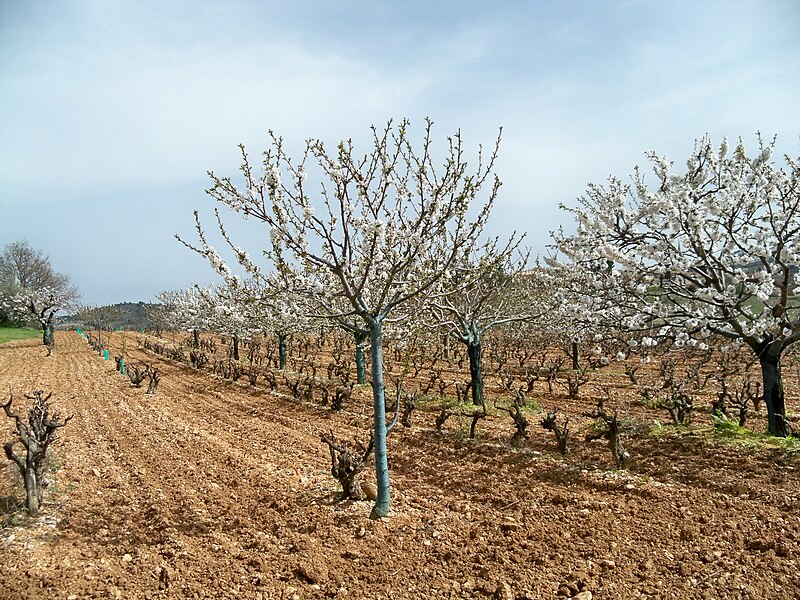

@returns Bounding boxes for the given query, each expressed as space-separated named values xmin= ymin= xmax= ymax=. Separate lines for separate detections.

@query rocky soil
xmin=1 ymin=332 xmax=799 ymax=599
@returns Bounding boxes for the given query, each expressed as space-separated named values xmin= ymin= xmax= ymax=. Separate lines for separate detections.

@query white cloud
xmin=0 ymin=0 xmax=798 ymax=303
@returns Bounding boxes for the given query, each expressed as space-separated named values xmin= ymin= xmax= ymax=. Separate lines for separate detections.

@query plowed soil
xmin=1 ymin=332 xmax=800 ymax=599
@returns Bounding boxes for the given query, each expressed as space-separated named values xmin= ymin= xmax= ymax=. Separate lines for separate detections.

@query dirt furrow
xmin=2 ymin=332 xmax=800 ymax=599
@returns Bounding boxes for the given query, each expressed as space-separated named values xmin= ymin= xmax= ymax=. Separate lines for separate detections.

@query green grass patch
xmin=711 ymin=420 xmax=800 ymax=454
xmin=0 ymin=327 xmax=40 ymax=344
xmin=648 ymin=417 xmax=800 ymax=456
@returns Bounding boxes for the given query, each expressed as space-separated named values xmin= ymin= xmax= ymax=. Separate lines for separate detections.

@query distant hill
xmin=109 ymin=302 xmax=157 ymax=329
xmin=59 ymin=302 xmax=160 ymax=331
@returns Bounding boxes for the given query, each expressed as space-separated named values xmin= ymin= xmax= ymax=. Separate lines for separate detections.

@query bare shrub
xmin=498 ymin=394 xmax=529 ymax=446
xmin=433 ymin=403 xmax=485 ymax=439
xmin=435 ymin=405 xmax=451 ymax=431
xmin=401 ymin=393 xmax=417 ymax=428
xmin=540 ymin=409 xmax=570 ymax=455
xmin=658 ymin=383 xmax=694 ymax=425
xmin=466 ymin=405 xmax=487 ymax=439
xmin=321 ymin=430 xmax=374 ymax=501
xmin=585 ymin=400 xmax=630 ymax=468
xmin=189 ymin=349 xmax=209 ymax=370
xmin=126 ymin=363 xmax=149 ymax=387
xmin=454 ymin=379 xmax=472 ymax=404
xmin=228 ymin=360 xmax=243 ymax=383
xmin=2 ymin=390 xmax=72 ymax=516
xmin=246 ymin=365 xmax=259 ymax=387
xmin=562 ymin=364 xmax=590 ymax=399
xmin=199 ymin=337 xmax=217 ymax=354
xmin=284 ymin=374 xmax=302 ymax=399
xmin=624 ymin=364 xmax=640 ymax=385
xmin=146 ymin=367 xmax=161 ymax=395
xmin=332 ymin=383 xmax=354 ymax=412
xmin=263 ymin=370 xmax=278 ymax=391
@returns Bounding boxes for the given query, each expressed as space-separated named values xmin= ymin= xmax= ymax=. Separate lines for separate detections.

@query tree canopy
xmin=554 ymin=134 xmax=800 ymax=435
xmin=181 ymin=118 xmax=505 ymax=516
xmin=0 ymin=241 xmax=79 ymax=346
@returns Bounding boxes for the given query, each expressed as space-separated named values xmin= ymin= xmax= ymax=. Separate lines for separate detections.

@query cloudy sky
xmin=1 ymin=0 xmax=798 ymax=305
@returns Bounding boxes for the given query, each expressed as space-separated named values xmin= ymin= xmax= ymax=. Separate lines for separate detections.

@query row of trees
xmin=176 ymin=120 xmax=545 ymax=518
xmin=0 ymin=242 xmax=151 ymax=352
xmin=6 ymin=123 xmax=795 ymax=522
xmin=175 ymin=120 xmax=799 ymax=518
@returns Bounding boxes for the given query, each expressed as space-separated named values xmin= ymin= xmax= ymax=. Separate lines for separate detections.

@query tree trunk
xmin=232 ymin=334 xmax=240 ymax=361
xmin=354 ymin=330 xmax=368 ymax=385
xmin=42 ymin=324 xmax=53 ymax=348
xmin=278 ymin=334 xmax=287 ymax=370
xmin=369 ymin=320 xmax=390 ymax=519
xmin=192 ymin=328 xmax=200 ymax=349
xmin=42 ymin=312 xmax=56 ymax=354
xmin=758 ymin=343 xmax=789 ymax=436
xmin=467 ymin=338 xmax=484 ymax=408
xmin=571 ymin=341 xmax=579 ymax=371
xmin=24 ymin=463 xmax=39 ymax=517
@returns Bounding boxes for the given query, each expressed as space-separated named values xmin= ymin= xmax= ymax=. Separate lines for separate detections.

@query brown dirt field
xmin=1 ymin=332 xmax=800 ymax=599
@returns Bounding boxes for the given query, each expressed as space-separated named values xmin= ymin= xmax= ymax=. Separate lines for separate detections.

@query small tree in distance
xmin=0 ymin=241 xmax=79 ymax=352
xmin=157 ymin=287 xmax=215 ymax=348
xmin=75 ymin=304 xmax=121 ymax=351
xmin=212 ymin=275 xmax=311 ymax=369
xmin=555 ymin=134 xmax=800 ymax=436
xmin=425 ymin=239 xmax=536 ymax=408
xmin=181 ymin=118 xmax=502 ymax=518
